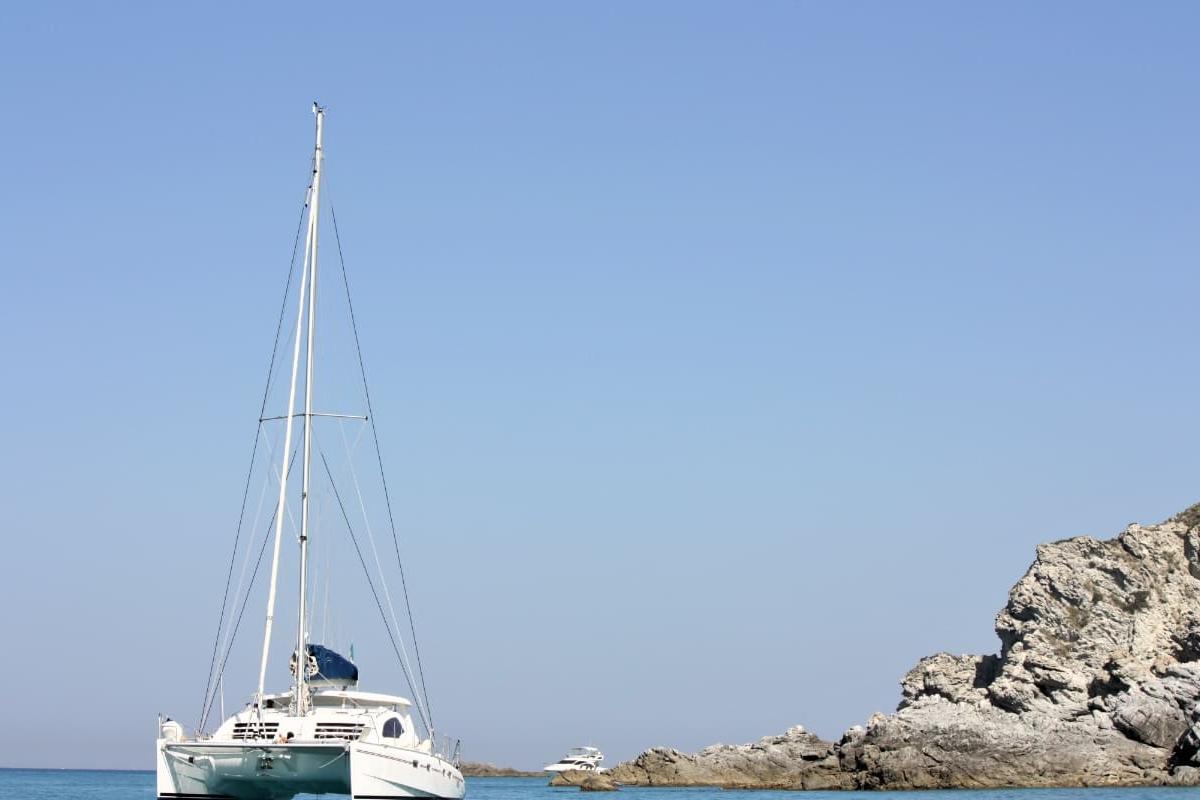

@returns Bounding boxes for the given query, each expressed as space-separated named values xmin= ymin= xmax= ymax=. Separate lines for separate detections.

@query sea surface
xmin=1 ymin=772 xmax=1197 ymax=800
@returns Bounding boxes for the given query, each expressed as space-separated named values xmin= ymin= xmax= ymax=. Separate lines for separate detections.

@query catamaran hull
xmin=158 ymin=739 xmax=466 ymax=800
xmin=350 ymin=742 xmax=466 ymax=799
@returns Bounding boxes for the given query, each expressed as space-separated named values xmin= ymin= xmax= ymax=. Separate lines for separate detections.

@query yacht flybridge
xmin=156 ymin=105 xmax=465 ymax=800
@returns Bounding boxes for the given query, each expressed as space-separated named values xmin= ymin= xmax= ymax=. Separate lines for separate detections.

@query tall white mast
xmin=296 ymin=103 xmax=325 ymax=714
xmin=255 ymin=103 xmax=324 ymax=710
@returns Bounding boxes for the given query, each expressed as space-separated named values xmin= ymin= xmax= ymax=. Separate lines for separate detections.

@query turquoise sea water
xmin=1 ymin=773 xmax=1197 ymax=800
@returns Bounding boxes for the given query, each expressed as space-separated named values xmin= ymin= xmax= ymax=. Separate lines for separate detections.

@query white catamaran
xmin=156 ymin=105 xmax=466 ymax=800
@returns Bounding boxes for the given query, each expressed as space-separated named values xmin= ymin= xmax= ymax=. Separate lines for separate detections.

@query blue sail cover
xmin=308 ymin=644 xmax=358 ymax=682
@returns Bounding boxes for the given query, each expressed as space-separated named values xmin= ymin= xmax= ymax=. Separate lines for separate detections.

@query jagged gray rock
xmin=549 ymin=771 xmax=619 ymax=790
xmin=606 ymin=726 xmax=851 ymax=789
xmin=579 ymin=774 xmax=618 ymax=791
xmin=607 ymin=504 xmax=1200 ymax=789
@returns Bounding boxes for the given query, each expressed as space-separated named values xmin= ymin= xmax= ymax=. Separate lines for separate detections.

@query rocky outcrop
xmin=549 ymin=770 xmax=593 ymax=787
xmin=607 ymin=504 xmax=1200 ymax=789
xmin=550 ymin=771 xmax=619 ymax=791
xmin=579 ymin=774 xmax=618 ymax=791
xmin=606 ymin=726 xmax=851 ymax=790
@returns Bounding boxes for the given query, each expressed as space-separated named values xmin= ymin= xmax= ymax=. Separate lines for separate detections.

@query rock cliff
xmin=607 ymin=505 xmax=1200 ymax=789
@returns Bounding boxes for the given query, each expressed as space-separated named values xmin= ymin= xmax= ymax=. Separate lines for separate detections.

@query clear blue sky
xmin=3 ymin=0 xmax=1200 ymax=771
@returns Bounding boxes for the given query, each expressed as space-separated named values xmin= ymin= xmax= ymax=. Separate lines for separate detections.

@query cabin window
xmin=383 ymin=717 xmax=403 ymax=738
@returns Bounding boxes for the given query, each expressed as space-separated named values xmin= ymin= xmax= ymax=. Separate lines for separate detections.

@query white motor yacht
xmin=544 ymin=746 xmax=605 ymax=773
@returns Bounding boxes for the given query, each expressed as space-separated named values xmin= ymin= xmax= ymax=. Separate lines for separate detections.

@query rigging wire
xmin=318 ymin=448 xmax=433 ymax=734
xmin=314 ymin=420 xmax=364 ymax=646
xmin=214 ymin=422 xmax=288 ymax=688
xmin=200 ymin=446 xmax=301 ymax=731
xmin=213 ymin=434 xmax=273 ymax=709
xmin=331 ymin=420 xmax=426 ymax=726
xmin=219 ymin=425 xmax=284 ymax=668
xmin=328 ymin=197 xmax=436 ymax=733
xmin=197 ymin=195 xmax=310 ymax=732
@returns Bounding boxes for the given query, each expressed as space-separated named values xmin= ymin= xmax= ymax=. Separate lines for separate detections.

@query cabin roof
xmin=313 ymin=689 xmax=412 ymax=708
